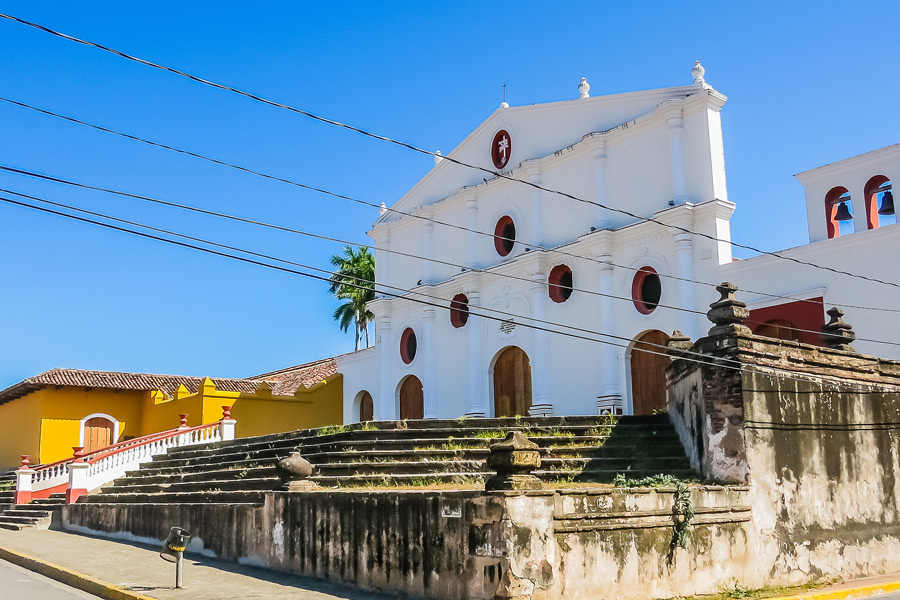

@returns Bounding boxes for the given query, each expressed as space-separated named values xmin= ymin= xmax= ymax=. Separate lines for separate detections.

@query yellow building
xmin=0 ymin=359 xmax=342 ymax=469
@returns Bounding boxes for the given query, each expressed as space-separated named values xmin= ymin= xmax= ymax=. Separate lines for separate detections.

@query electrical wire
xmin=2 ymin=167 xmax=897 ymax=349
xmin=0 ymin=189 xmax=892 ymax=391
xmin=3 ymin=13 xmax=898 ymax=289
xmin=2 ymin=97 xmax=898 ymax=319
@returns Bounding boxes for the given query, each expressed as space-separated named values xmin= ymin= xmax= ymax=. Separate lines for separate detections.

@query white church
xmin=333 ymin=62 xmax=900 ymax=423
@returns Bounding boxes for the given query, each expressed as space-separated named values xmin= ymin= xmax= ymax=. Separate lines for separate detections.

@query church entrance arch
xmin=398 ymin=376 xmax=424 ymax=420
xmin=492 ymin=346 xmax=532 ymax=417
xmin=628 ymin=330 xmax=670 ymax=415
xmin=80 ymin=414 xmax=118 ymax=453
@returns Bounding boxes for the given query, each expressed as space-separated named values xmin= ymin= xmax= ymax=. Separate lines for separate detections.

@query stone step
xmin=78 ymin=491 xmax=268 ymax=505
xmin=310 ymin=472 xmax=488 ymax=488
xmin=99 ymin=476 xmax=280 ymax=495
xmin=123 ymin=458 xmax=279 ymax=478
xmin=114 ymin=465 xmax=279 ymax=486
xmin=0 ymin=514 xmax=50 ymax=524
xmin=158 ymin=437 xmax=302 ymax=463
xmin=145 ymin=446 xmax=294 ymax=470
xmin=314 ymin=460 xmax=489 ymax=477
xmin=537 ymin=468 xmax=698 ymax=483
xmin=3 ymin=508 xmax=52 ymax=518
xmin=0 ymin=522 xmax=32 ymax=531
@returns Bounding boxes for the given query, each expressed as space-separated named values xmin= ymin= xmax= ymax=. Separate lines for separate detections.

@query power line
xmin=2 ymin=98 xmax=897 ymax=319
xmin=4 ymin=12 xmax=898 ymax=290
xmin=2 ymin=169 xmax=896 ymax=348
xmin=1 ymin=190 xmax=880 ymax=389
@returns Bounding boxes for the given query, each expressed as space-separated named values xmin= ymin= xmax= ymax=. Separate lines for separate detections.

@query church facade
xmin=336 ymin=63 xmax=900 ymax=423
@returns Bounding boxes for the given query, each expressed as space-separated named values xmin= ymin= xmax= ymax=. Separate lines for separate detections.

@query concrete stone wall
xmin=668 ymin=330 xmax=900 ymax=584
xmin=63 ymin=486 xmax=750 ymax=600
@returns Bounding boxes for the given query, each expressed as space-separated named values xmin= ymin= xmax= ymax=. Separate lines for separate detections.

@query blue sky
xmin=0 ymin=2 xmax=898 ymax=389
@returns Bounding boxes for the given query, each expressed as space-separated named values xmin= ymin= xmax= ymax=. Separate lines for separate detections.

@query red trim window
xmin=548 ymin=265 xmax=574 ymax=303
xmin=632 ymin=267 xmax=661 ymax=315
xmin=400 ymin=328 xmax=417 ymax=364
xmin=494 ymin=216 xmax=516 ymax=256
xmin=450 ymin=294 xmax=469 ymax=328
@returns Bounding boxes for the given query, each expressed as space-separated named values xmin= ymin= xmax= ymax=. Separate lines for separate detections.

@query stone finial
xmin=221 ymin=405 xmax=232 ymax=420
xmin=433 ymin=150 xmax=443 ymax=166
xmin=276 ymin=451 xmax=317 ymax=491
xmin=667 ymin=330 xmax=693 ymax=358
xmin=707 ymin=282 xmax=751 ymax=336
xmin=379 ymin=202 xmax=387 ymax=216
xmin=72 ymin=447 xmax=85 ymax=462
xmin=692 ymin=60 xmax=706 ymax=85
xmin=178 ymin=413 xmax=189 ymax=429
xmin=499 ymin=100 xmax=509 ymax=109
xmin=578 ymin=77 xmax=590 ymax=99
xmin=822 ymin=307 xmax=857 ymax=351
xmin=485 ymin=431 xmax=542 ymax=491
xmin=19 ymin=455 xmax=30 ymax=469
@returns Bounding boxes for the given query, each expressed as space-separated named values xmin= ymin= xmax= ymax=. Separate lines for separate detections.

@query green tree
xmin=328 ymin=245 xmax=375 ymax=351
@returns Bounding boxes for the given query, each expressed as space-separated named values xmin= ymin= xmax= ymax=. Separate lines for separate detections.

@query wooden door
xmin=399 ymin=376 xmax=424 ymax=420
xmin=630 ymin=330 xmax=670 ymax=415
xmin=359 ymin=391 xmax=374 ymax=422
xmin=493 ymin=346 xmax=532 ymax=417
xmin=83 ymin=417 xmax=114 ymax=452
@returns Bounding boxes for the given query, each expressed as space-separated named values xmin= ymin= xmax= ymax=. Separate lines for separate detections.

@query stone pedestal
xmin=485 ymin=432 xmax=542 ymax=491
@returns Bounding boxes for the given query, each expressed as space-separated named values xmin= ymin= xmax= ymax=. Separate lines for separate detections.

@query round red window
xmin=450 ymin=294 xmax=469 ymax=328
xmin=400 ymin=328 xmax=417 ymax=364
xmin=548 ymin=265 xmax=574 ymax=303
xmin=491 ymin=130 xmax=512 ymax=169
xmin=632 ymin=267 xmax=662 ymax=315
xmin=494 ymin=216 xmax=516 ymax=257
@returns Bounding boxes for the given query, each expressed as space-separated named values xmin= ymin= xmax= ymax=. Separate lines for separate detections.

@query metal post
xmin=176 ymin=553 xmax=183 ymax=589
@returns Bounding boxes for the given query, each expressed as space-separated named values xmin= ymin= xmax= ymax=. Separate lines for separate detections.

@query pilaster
xmin=422 ymin=306 xmax=438 ymax=418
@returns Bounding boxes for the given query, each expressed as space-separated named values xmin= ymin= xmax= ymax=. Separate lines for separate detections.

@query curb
xmin=769 ymin=581 xmax=900 ymax=600
xmin=0 ymin=544 xmax=157 ymax=600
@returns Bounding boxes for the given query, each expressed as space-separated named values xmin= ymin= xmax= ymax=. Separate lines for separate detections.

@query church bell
xmin=878 ymin=190 xmax=895 ymax=216
xmin=834 ymin=201 xmax=853 ymax=222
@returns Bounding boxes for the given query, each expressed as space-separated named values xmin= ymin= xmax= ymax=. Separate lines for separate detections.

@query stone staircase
xmin=0 ymin=494 xmax=65 ymax=530
xmin=73 ymin=415 xmax=693 ymax=506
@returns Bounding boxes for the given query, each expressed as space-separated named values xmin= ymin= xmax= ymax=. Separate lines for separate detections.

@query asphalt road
xmin=0 ymin=559 xmax=98 ymax=599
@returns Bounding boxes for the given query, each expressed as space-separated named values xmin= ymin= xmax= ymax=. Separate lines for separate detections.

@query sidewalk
xmin=2 ymin=527 xmax=900 ymax=600
xmin=0 ymin=528 xmax=396 ymax=600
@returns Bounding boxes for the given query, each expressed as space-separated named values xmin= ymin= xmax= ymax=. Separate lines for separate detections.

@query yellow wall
xmin=37 ymin=387 xmax=146 ymax=464
xmin=230 ymin=375 xmax=343 ymax=438
xmin=0 ymin=394 xmax=44 ymax=469
xmin=0 ymin=373 xmax=344 ymax=468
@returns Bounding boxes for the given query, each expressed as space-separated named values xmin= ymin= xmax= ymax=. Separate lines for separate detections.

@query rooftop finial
xmin=500 ymin=83 xmax=509 ymax=109
xmin=379 ymin=202 xmax=387 ymax=216
xmin=578 ymin=77 xmax=590 ymax=99
xmin=433 ymin=150 xmax=443 ymax=166
xmin=692 ymin=60 xmax=706 ymax=86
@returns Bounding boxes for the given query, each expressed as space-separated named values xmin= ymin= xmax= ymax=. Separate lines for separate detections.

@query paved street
xmin=0 ymin=558 xmax=98 ymax=599
xmin=0 ymin=528 xmax=399 ymax=599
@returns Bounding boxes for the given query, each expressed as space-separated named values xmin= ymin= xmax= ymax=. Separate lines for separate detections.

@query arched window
xmin=494 ymin=216 xmax=516 ymax=257
xmin=824 ymin=186 xmax=854 ymax=238
xmin=864 ymin=175 xmax=895 ymax=229
xmin=548 ymin=265 xmax=573 ymax=303
xmin=400 ymin=328 xmax=417 ymax=364
xmin=632 ymin=267 xmax=661 ymax=315
xmin=450 ymin=294 xmax=469 ymax=328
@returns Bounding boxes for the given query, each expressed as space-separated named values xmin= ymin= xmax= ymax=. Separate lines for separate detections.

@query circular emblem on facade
xmin=491 ymin=130 xmax=512 ymax=169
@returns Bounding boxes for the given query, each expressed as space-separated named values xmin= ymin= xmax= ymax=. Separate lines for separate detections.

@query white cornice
xmin=795 ymin=143 xmax=900 ymax=184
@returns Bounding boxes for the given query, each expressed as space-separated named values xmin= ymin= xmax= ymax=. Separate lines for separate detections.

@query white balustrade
xmin=19 ymin=413 xmax=232 ymax=504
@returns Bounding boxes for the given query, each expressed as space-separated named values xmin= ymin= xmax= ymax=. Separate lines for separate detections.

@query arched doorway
xmin=357 ymin=391 xmax=374 ymax=422
xmin=629 ymin=330 xmax=670 ymax=415
xmin=82 ymin=416 xmax=116 ymax=452
xmin=398 ymin=376 xmax=424 ymax=420
xmin=493 ymin=346 xmax=532 ymax=417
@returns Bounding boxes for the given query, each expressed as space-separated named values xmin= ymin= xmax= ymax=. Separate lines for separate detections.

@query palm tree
xmin=328 ymin=245 xmax=375 ymax=351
